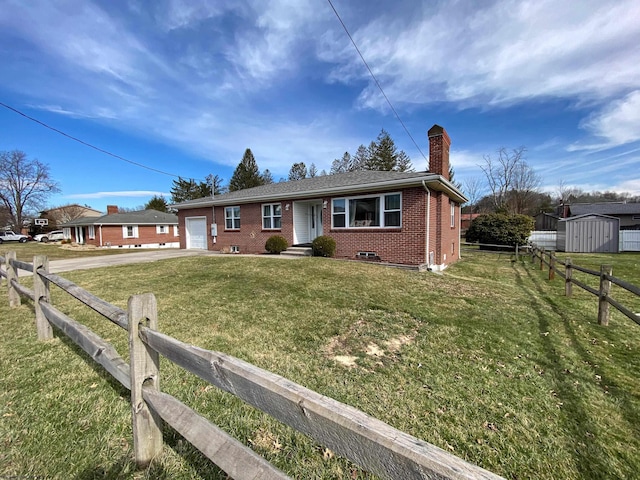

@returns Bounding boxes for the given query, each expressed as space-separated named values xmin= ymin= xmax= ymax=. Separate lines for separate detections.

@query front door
xmin=309 ymin=203 xmax=323 ymax=241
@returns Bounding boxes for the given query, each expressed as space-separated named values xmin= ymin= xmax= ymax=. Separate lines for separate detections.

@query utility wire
xmin=326 ymin=0 xmax=429 ymax=162
xmin=0 ymin=101 xmax=201 ymax=181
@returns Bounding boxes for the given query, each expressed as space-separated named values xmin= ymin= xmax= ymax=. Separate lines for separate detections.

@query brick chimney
xmin=428 ymin=124 xmax=451 ymax=180
xmin=107 ymin=205 xmax=119 ymax=215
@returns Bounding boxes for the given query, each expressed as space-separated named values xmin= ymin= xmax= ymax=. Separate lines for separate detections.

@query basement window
xmin=230 ymin=245 xmax=240 ymax=253
xmin=357 ymin=251 xmax=378 ymax=258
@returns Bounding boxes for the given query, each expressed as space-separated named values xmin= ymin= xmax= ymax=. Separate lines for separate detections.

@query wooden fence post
xmin=128 ymin=293 xmax=163 ymax=468
xmin=33 ymin=256 xmax=53 ymax=341
xmin=565 ymin=258 xmax=573 ymax=297
xmin=548 ymin=252 xmax=556 ymax=281
xmin=598 ymin=265 xmax=612 ymax=326
xmin=530 ymin=245 xmax=535 ymax=263
xmin=6 ymin=252 xmax=20 ymax=307
xmin=539 ymin=248 xmax=545 ymax=270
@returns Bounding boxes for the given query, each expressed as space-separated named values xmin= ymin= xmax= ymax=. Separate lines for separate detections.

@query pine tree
xmin=308 ymin=163 xmax=318 ymax=178
xmin=330 ymin=152 xmax=352 ymax=174
xmin=170 ymin=177 xmax=212 ymax=203
xmin=261 ymin=169 xmax=274 ymax=185
xmin=145 ymin=195 xmax=168 ymax=212
xmin=229 ymin=149 xmax=265 ymax=192
xmin=351 ymin=144 xmax=370 ymax=171
xmin=288 ymin=162 xmax=308 ymax=181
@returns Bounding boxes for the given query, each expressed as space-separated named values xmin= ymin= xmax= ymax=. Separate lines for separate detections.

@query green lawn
xmin=1 ymin=252 xmax=639 ymax=479
xmin=0 ymin=241 xmax=163 ymax=261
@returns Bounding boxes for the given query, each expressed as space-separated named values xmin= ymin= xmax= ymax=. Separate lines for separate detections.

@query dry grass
xmin=1 ymin=251 xmax=639 ymax=479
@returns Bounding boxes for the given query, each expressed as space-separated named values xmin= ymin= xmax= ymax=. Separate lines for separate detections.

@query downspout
xmin=98 ymin=224 xmax=103 ymax=247
xmin=458 ymin=203 xmax=462 ymax=260
xmin=212 ymin=206 xmax=216 ymax=244
xmin=422 ymin=181 xmax=431 ymax=270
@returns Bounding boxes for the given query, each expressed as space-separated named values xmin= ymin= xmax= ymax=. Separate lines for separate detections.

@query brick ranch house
xmin=173 ymin=125 xmax=467 ymax=270
xmin=61 ymin=207 xmax=179 ymax=249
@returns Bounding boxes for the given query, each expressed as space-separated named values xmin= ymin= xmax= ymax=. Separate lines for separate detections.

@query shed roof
xmin=172 ymin=170 xmax=467 ymax=209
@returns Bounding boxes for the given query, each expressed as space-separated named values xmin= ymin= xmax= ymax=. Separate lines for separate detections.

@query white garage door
xmin=186 ymin=217 xmax=207 ymax=250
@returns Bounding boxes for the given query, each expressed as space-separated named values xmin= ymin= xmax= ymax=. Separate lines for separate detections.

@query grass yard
xmin=1 ymin=251 xmax=639 ymax=479
xmin=0 ymin=241 xmax=163 ymax=261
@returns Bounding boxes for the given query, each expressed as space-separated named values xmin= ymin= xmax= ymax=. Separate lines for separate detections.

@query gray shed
xmin=557 ymin=214 xmax=619 ymax=253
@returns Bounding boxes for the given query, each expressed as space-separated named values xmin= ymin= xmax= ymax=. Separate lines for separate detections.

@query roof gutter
xmin=173 ymin=175 xmax=468 ymax=210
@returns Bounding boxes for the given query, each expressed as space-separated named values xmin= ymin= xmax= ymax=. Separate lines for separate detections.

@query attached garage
xmin=557 ymin=214 xmax=619 ymax=253
xmin=185 ymin=217 xmax=207 ymax=249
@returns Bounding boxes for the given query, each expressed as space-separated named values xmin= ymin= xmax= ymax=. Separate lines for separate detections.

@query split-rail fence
xmin=529 ymin=245 xmax=640 ymax=327
xmin=0 ymin=252 xmax=502 ymax=480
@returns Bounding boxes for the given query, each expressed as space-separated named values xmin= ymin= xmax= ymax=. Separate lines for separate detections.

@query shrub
xmin=265 ymin=235 xmax=288 ymax=254
xmin=466 ymin=213 xmax=534 ymax=247
xmin=311 ymin=235 xmax=336 ymax=257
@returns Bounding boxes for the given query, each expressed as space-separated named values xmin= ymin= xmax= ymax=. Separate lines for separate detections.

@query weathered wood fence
xmin=0 ymin=252 xmax=503 ymax=480
xmin=529 ymin=245 xmax=640 ymax=327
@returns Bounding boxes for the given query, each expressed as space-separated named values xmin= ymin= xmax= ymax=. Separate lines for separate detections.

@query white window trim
xmin=262 ymin=203 xmax=282 ymax=230
xmin=123 ymin=225 xmax=139 ymax=238
xmin=225 ymin=206 xmax=241 ymax=230
xmin=450 ymin=202 xmax=456 ymax=228
xmin=88 ymin=225 xmax=95 ymax=239
xmin=331 ymin=192 xmax=402 ymax=229
xmin=156 ymin=225 xmax=168 ymax=234
xmin=173 ymin=225 xmax=179 ymax=236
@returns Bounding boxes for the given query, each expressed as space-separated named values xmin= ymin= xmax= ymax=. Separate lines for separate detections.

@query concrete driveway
xmin=17 ymin=249 xmax=218 ymax=277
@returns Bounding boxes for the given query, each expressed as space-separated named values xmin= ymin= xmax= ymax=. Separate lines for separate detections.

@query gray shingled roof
xmin=61 ymin=209 xmax=178 ymax=227
xmin=570 ymin=202 xmax=640 ymax=216
xmin=172 ymin=170 xmax=467 ymax=209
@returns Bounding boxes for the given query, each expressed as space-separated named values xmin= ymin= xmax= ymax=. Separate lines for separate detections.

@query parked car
xmin=33 ymin=230 xmax=66 ymax=243
xmin=0 ymin=231 xmax=30 ymax=243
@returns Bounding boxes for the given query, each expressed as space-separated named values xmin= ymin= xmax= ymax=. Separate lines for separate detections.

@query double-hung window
xmin=262 ymin=203 xmax=282 ymax=229
xmin=332 ymin=193 xmax=401 ymax=228
xmin=156 ymin=225 xmax=168 ymax=234
xmin=225 ymin=206 xmax=241 ymax=230
xmin=123 ymin=225 xmax=139 ymax=238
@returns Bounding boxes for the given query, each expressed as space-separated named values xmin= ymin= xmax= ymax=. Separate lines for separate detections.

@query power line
xmin=326 ymin=0 xmax=429 ymax=162
xmin=0 ymin=101 xmax=202 ymax=181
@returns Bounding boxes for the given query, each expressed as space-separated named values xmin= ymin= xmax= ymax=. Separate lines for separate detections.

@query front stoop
xmin=280 ymin=246 xmax=313 ymax=258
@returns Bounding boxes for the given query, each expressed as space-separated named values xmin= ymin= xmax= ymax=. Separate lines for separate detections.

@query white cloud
xmin=66 ymin=191 xmax=169 ymax=199
xmin=320 ymin=0 xmax=640 ymax=109
xmin=572 ymin=91 xmax=640 ymax=149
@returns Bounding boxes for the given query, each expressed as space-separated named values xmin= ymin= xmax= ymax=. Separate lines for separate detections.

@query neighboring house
xmin=563 ymin=202 xmax=640 ymax=230
xmin=39 ymin=204 xmax=103 ymax=228
xmin=61 ymin=207 xmax=179 ymax=249
xmin=172 ymin=124 xmax=467 ymax=270
xmin=461 ymin=213 xmax=482 ymax=231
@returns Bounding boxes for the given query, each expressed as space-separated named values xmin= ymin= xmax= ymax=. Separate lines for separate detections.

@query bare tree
xmin=0 ymin=150 xmax=60 ymax=230
xmin=462 ymin=177 xmax=484 ymax=213
xmin=479 ymin=146 xmax=540 ymax=214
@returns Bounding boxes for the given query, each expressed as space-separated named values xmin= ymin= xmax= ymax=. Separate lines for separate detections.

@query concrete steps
xmin=280 ymin=246 xmax=313 ymax=258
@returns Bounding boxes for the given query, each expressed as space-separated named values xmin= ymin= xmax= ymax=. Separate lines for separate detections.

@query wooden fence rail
xmin=1 ymin=252 xmax=503 ymax=480
xmin=529 ymin=244 xmax=640 ymax=327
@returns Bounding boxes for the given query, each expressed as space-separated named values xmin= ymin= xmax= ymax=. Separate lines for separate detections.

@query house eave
xmin=173 ymin=175 xmax=468 ymax=209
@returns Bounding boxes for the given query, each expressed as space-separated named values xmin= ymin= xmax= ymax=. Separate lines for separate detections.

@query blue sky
xmin=1 ymin=0 xmax=639 ymax=212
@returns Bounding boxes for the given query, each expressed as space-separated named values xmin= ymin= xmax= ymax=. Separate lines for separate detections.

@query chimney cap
xmin=427 ymin=124 xmax=451 ymax=143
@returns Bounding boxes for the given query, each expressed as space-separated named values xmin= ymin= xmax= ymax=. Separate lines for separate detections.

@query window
xmin=173 ymin=225 xmax=179 ymax=236
xmin=450 ymin=201 xmax=456 ymax=227
xmin=88 ymin=225 xmax=95 ymax=239
xmin=123 ymin=225 xmax=138 ymax=238
xmin=225 ymin=206 xmax=240 ymax=230
xmin=262 ymin=203 xmax=282 ymax=229
xmin=332 ymin=193 xmax=401 ymax=228
xmin=156 ymin=225 xmax=168 ymax=234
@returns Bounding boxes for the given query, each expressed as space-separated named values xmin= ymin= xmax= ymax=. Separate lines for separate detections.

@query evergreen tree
xmin=145 ymin=195 xmax=168 ymax=212
xmin=205 ymin=174 xmax=226 ymax=195
xmin=308 ymin=163 xmax=318 ymax=178
xmin=261 ymin=169 xmax=274 ymax=185
xmin=330 ymin=152 xmax=352 ymax=174
xmin=170 ymin=177 xmax=212 ymax=203
xmin=288 ymin=162 xmax=308 ymax=181
xmin=351 ymin=144 xmax=370 ymax=171
xmin=229 ymin=149 xmax=265 ymax=192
